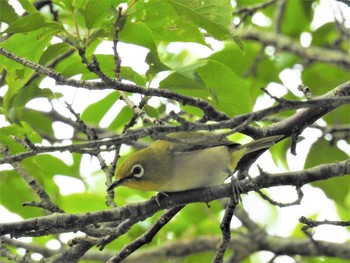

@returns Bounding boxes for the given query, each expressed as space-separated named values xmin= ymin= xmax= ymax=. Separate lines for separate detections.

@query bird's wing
xmin=163 ymin=132 xmax=240 ymax=153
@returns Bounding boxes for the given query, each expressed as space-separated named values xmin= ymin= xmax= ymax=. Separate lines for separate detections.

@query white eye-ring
xmin=131 ymin=164 xmax=144 ymax=178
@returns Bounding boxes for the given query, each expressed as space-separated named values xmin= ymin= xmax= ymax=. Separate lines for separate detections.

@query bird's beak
xmin=107 ymin=177 xmax=128 ymax=192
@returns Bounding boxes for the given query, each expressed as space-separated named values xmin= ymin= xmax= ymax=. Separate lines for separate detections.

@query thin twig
xmin=298 ymin=84 xmax=314 ymax=100
xmin=233 ymin=0 xmax=278 ymax=28
xmin=1 ymin=92 xmax=349 ymax=165
xmin=0 ymin=243 xmax=37 ymax=263
xmin=107 ymin=206 xmax=185 ymax=263
xmin=252 ymin=167 xmax=304 ymax=207
xmin=75 ymin=31 xmax=121 ymax=207
xmin=299 ymin=216 xmax=350 ymax=232
xmin=233 ymin=0 xmax=278 ymax=15
xmin=212 ymin=198 xmax=237 ymax=263
xmin=0 ymin=47 xmax=228 ymax=120
xmin=111 ymin=8 xmax=166 ymax=126
xmin=0 ymin=147 xmax=64 ymax=213
xmin=335 ymin=0 xmax=350 ymax=7
xmin=274 ymin=0 xmax=286 ymax=33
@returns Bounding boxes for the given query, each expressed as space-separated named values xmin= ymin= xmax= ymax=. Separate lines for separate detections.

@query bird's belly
xmin=158 ymin=146 xmax=231 ymax=192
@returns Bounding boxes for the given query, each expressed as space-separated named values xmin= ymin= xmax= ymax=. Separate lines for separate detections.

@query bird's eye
xmin=131 ymin=164 xmax=144 ymax=178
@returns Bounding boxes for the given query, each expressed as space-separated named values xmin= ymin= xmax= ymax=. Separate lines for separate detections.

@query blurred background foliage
xmin=0 ymin=0 xmax=349 ymax=262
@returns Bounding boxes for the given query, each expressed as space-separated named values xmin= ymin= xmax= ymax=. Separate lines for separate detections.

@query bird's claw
xmin=153 ymin=192 xmax=169 ymax=207
xmin=231 ymin=178 xmax=245 ymax=204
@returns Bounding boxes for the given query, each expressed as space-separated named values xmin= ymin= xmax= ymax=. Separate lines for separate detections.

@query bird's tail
xmin=228 ymin=135 xmax=283 ymax=172
xmin=242 ymin=135 xmax=284 ymax=154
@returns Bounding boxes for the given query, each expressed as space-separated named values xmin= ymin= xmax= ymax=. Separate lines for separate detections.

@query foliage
xmin=0 ymin=0 xmax=349 ymax=262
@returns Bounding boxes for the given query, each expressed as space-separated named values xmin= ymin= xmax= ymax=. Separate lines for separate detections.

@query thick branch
xmin=1 ymin=159 xmax=348 ymax=237
xmin=124 ymin=235 xmax=350 ymax=262
xmin=267 ymin=80 xmax=350 ymax=136
xmin=239 ymin=28 xmax=350 ymax=68
xmin=3 ymin=226 xmax=349 ymax=262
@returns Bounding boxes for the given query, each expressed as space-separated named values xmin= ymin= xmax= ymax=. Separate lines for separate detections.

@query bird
xmin=107 ymin=131 xmax=283 ymax=193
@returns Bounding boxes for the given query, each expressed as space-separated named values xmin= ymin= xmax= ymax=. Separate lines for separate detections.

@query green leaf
xmin=180 ymin=105 xmax=204 ymax=117
xmin=236 ymin=0 xmax=265 ymax=5
xmin=144 ymin=105 xmax=160 ymax=118
xmin=18 ymin=122 xmax=42 ymax=142
xmin=6 ymin=79 xmax=59 ymax=126
xmin=62 ymin=60 xmax=90 ymax=78
xmin=0 ymin=126 xmax=26 ymax=154
xmin=336 ymin=201 xmax=350 ymax=223
xmin=5 ymin=13 xmax=49 ymax=33
xmin=302 ymin=63 xmax=350 ymax=125
xmin=130 ymin=0 xmax=206 ymax=44
xmin=210 ymin=41 xmax=281 ymax=101
xmin=274 ymin=52 xmax=299 ymax=71
xmin=166 ymin=0 xmax=232 ymax=40
xmin=80 ymin=55 xmax=145 ymax=85
xmin=0 ymin=31 xmax=51 ymax=117
xmin=160 ymin=59 xmax=251 ymax=116
xmin=81 ymin=91 xmax=120 ymax=125
xmin=0 ymin=122 xmax=42 ymax=151
xmin=26 ymin=154 xmax=80 ymax=179
xmin=209 ymin=42 xmax=259 ymax=76
xmin=306 ymin=139 xmax=350 ymax=209
xmin=196 ymin=60 xmax=251 ymax=116
xmin=211 ymin=43 xmax=272 ymax=102
xmin=0 ymin=170 xmax=43 ymax=218
xmin=109 ymin=106 xmax=134 ymax=130
xmin=18 ymin=0 xmax=38 ymax=13
xmin=323 ymin=106 xmax=350 ymax=126
xmin=281 ymin=0 xmax=311 ymax=37
xmin=232 ymin=35 xmax=245 ymax=54
xmin=269 ymin=137 xmax=290 ymax=170
xmin=39 ymin=43 xmax=71 ymax=66
xmin=84 ymin=54 xmax=116 ymax=79
xmin=119 ymin=21 xmax=157 ymax=53
xmin=168 ymin=203 xmax=221 ymax=237
xmin=145 ymin=51 xmax=171 ymax=77
xmin=60 ymin=193 xmax=106 ymax=212
xmin=0 ymin=0 xmax=19 ymax=24
xmin=256 ymin=57 xmax=280 ymax=83
xmin=302 ymin=63 xmax=349 ymax=96
xmin=21 ymin=109 xmax=55 ymax=138
xmin=160 ymin=72 xmax=204 ymax=90
xmin=119 ymin=66 xmax=146 ymax=86
xmin=54 ymin=0 xmax=86 ymax=11
xmin=9 ymin=83 xmax=56 ymax=110
xmin=303 ymin=257 xmax=350 ymax=263
xmin=84 ymin=0 xmax=117 ymax=29
xmin=311 ymin=23 xmax=339 ymax=47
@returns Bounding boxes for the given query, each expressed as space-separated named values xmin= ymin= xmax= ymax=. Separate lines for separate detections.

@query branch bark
xmin=239 ymin=28 xmax=350 ymax=69
xmin=1 ymin=86 xmax=349 ymax=165
xmin=1 ymin=159 xmax=348 ymax=237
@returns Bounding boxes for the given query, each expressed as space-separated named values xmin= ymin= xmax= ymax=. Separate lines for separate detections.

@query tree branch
xmin=239 ymin=28 xmax=350 ymax=69
xmin=2 ymin=85 xmax=349 ymax=165
xmin=299 ymin=216 xmax=350 ymax=231
xmin=0 ymin=47 xmax=228 ymax=121
xmin=212 ymin=197 xmax=237 ymax=263
xmin=335 ymin=0 xmax=350 ymax=7
xmin=1 ymin=159 xmax=348 ymax=237
xmin=107 ymin=206 xmax=184 ymax=263
xmin=0 ymin=148 xmax=64 ymax=213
